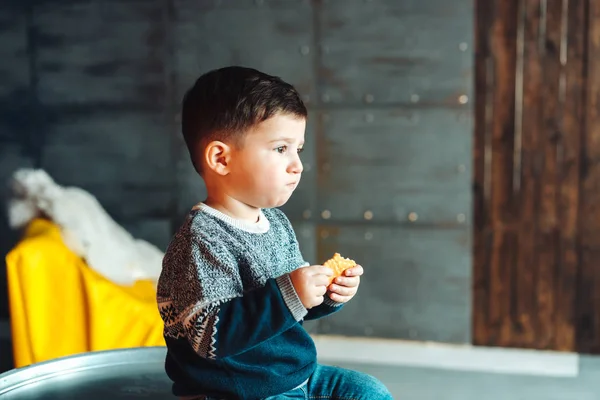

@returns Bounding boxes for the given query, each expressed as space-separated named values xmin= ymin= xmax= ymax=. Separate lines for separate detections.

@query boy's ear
xmin=204 ymin=141 xmax=231 ymax=175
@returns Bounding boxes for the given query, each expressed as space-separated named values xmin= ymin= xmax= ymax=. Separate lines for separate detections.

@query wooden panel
xmin=472 ymin=0 xmax=489 ymax=350
xmin=317 ymin=108 xmax=471 ymax=225
xmin=34 ymin=0 xmax=168 ymax=111
xmin=554 ymin=0 xmax=585 ymax=353
xmin=511 ymin=0 xmax=542 ymax=350
xmin=40 ymin=111 xmax=174 ymax=220
xmin=579 ymin=0 xmax=600 ymax=353
xmin=318 ymin=0 xmax=472 ymax=105
xmin=173 ymin=0 xmax=314 ymax=102
xmin=317 ymin=225 xmax=471 ymax=343
xmin=473 ymin=0 xmax=587 ymax=352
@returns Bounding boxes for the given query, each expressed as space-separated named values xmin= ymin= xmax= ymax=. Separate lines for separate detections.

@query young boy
xmin=157 ymin=66 xmax=394 ymax=400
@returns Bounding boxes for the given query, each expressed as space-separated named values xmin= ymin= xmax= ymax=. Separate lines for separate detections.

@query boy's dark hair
xmin=181 ymin=66 xmax=308 ymax=173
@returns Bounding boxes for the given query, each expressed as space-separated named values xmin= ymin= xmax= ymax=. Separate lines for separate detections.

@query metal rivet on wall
xmin=364 ymin=94 xmax=374 ymax=103
xmin=299 ymin=45 xmax=310 ymax=56
xmin=303 ymin=210 xmax=312 ymax=219
xmin=363 ymin=210 xmax=373 ymax=220
xmin=459 ymin=42 xmax=469 ymax=51
xmin=408 ymin=212 xmax=418 ymax=222
xmin=457 ymin=213 xmax=466 ymax=223
xmin=458 ymin=95 xmax=469 ymax=104
xmin=364 ymin=231 xmax=373 ymax=241
xmin=321 ymin=210 xmax=331 ymax=219
xmin=364 ymin=113 xmax=374 ymax=123
xmin=457 ymin=164 xmax=466 ymax=173
xmin=411 ymin=94 xmax=420 ymax=103
xmin=321 ymin=93 xmax=330 ymax=103
xmin=320 ymin=230 xmax=330 ymax=239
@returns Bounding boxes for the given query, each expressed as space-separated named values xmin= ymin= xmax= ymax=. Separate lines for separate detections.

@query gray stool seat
xmin=0 ymin=347 xmax=173 ymax=399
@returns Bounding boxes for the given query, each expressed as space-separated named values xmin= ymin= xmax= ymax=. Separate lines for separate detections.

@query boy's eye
xmin=297 ymin=147 xmax=304 ymax=154
xmin=275 ymin=145 xmax=287 ymax=153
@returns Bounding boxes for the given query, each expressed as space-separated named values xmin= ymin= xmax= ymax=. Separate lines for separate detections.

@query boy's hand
xmin=328 ymin=264 xmax=363 ymax=303
xmin=289 ymin=265 xmax=333 ymax=309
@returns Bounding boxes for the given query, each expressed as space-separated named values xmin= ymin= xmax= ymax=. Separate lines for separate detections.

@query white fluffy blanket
xmin=6 ymin=168 xmax=164 ymax=285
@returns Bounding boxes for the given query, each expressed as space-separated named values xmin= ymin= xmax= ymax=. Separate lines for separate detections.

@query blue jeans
xmin=190 ymin=364 xmax=394 ymax=399
xmin=263 ymin=364 xmax=394 ymax=399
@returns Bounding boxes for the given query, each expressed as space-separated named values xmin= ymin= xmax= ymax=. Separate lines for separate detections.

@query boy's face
xmin=227 ymin=113 xmax=305 ymax=209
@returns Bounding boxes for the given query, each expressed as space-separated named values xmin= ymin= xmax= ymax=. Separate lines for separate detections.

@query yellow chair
xmin=5 ymin=218 xmax=165 ymax=368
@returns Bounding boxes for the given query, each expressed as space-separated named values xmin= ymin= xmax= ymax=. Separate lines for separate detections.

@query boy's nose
xmin=289 ymin=157 xmax=303 ymax=174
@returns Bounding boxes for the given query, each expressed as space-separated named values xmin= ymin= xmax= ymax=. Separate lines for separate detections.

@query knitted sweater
xmin=156 ymin=204 xmax=343 ymax=399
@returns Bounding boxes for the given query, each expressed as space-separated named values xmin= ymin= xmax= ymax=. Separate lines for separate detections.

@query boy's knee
xmin=354 ymin=372 xmax=394 ymax=399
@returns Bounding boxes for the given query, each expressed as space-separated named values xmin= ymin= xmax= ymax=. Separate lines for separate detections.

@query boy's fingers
xmin=329 ymin=292 xmax=350 ymax=303
xmin=312 ymin=266 xmax=333 ymax=276
xmin=335 ymin=276 xmax=359 ymax=287
xmin=314 ymin=274 xmax=331 ymax=287
xmin=330 ymin=284 xmax=355 ymax=296
xmin=345 ymin=265 xmax=364 ymax=277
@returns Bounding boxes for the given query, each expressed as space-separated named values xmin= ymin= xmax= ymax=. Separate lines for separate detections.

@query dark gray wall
xmin=0 ymin=0 xmax=473 ymax=371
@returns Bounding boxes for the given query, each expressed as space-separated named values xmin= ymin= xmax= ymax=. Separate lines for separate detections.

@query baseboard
xmin=312 ymin=335 xmax=579 ymax=378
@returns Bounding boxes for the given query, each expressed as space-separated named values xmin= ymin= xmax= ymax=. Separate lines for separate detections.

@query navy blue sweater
xmin=157 ymin=204 xmax=343 ymax=399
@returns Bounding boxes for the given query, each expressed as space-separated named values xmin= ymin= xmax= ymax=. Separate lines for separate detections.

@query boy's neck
xmin=204 ymin=194 xmax=261 ymax=223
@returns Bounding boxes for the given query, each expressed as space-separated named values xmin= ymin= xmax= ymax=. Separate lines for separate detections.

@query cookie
xmin=323 ymin=253 xmax=356 ymax=285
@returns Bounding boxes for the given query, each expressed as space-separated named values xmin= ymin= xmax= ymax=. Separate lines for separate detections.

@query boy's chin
xmin=264 ymin=200 xmax=289 ymax=209
xmin=246 ymin=191 xmax=294 ymax=209
xmin=263 ymin=196 xmax=292 ymax=209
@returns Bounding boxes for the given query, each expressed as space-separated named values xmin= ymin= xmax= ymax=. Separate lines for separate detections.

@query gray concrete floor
xmin=2 ymin=324 xmax=600 ymax=400
xmin=333 ymin=356 xmax=600 ymax=400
